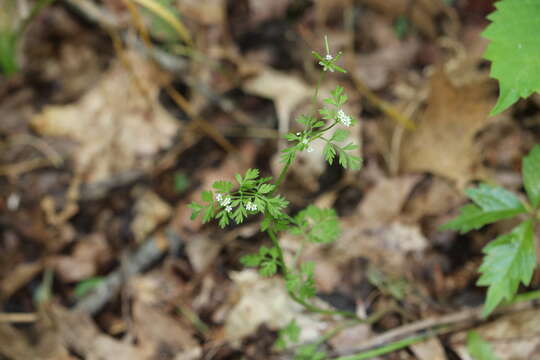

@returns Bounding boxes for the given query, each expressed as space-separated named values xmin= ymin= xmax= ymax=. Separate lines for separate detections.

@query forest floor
xmin=1 ymin=0 xmax=540 ymax=359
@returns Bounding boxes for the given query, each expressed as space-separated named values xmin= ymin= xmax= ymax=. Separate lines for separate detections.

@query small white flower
xmin=221 ymin=197 xmax=231 ymax=206
xmin=296 ymin=132 xmax=301 ymax=136
xmin=307 ymin=147 xmax=314 ymax=153
xmin=246 ymin=202 xmax=257 ymax=211
xmin=302 ymin=138 xmax=309 ymax=144
xmin=325 ymin=54 xmax=333 ymax=61
xmin=225 ymin=205 xmax=233 ymax=212
xmin=337 ymin=109 xmax=351 ymax=127
xmin=215 ymin=193 xmax=223 ymax=202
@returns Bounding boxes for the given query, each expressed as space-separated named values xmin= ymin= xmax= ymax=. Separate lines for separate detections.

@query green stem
xmin=332 ymin=333 xmax=431 ymax=360
xmin=273 ymin=157 xmax=293 ymax=190
xmin=267 ymin=227 xmax=357 ymax=318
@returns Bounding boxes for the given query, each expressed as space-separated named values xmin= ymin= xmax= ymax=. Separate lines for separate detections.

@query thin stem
xmin=324 ymin=35 xmax=331 ymax=55
xmin=332 ymin=333 xmax=432 ymax=360
xmin=273 ymin=157 xmax=293 ymax=190
xmin=267 ymin=228 xmax=357 ymax=318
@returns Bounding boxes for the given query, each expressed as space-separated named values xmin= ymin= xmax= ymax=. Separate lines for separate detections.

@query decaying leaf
xmin=132 ymin=189 xmax=172 ymax=242
xmin=54 ymin=233 xmax=111 ymax=283
xmin=224 ymin=269 xmax=327 ymax=344
xmin=31 ymin=51 xmax=180 ymax=184
xmin=401 ymin=70 xmax=495 ymax=187
xmin=451 ymin=309 xmax=540 ymax=360
xmin=243 ymin=67 xmax=311 ymax=135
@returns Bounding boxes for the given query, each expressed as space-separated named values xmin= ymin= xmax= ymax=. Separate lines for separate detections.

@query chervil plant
xmin=190 ymin=36 xmax=361 ymax=356
xmin=442 ymin=146 xmax=540 ymax=316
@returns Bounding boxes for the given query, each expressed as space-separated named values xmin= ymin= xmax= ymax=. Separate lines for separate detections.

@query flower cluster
xmin=216 ymin=193 xmax=233 ymax=212
xmin=246 ymin=201 xmax=257 ymax=211
xmin=337 ymin=109 xmax=351 ymax=127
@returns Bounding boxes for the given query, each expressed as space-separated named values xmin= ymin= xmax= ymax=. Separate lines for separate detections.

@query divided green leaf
xmin=294 ymin=205 xmax=341 ymax=243
xmin=275 ymin=319 xmax=301 ymax=350
xmin=286 ymin=262 xmax=316 ymax=301
xmin=477 ymin=220 xmax=536 ymax=316
xmin=482 ymin=0 xmax=540 ymax=114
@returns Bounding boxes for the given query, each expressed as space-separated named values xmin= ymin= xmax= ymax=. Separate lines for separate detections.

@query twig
xmin=0 ymin=312 xmax=38 ymax=323
xmin=330 ymin=300 xmax=540 ymax=357
xmin=74 ymin=228 xmax=182 ymax=315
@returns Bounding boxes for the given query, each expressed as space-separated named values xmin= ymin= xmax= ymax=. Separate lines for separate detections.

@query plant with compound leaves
xmin=442 ymin=146 xmax=540 ymax=316
xmin=190 ymin=36 xmax=362 ymax=358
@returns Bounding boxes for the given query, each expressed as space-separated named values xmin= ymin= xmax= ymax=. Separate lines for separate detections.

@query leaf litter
xmin=1 ymin=1 xmax=539 ymax=359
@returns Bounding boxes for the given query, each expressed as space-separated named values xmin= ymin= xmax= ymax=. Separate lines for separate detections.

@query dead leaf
xmin=355 ymin=17 xmax=420 ymax=90
xmin=247 ymin=0 xmax=290 ymax=26
xmin=52 ymin=305 xmax=144 ymax=360
xmin=133 ymin=302 xmax=200 ymax=359
xmin=359 ymin=0 xmax=448 ymax=38
xmin=178 ymin=0 xmax=224 ymax=26
xmin=243 ymin=67 xmax=311 ymax=135
xmin=358 ymin=175 xmax=420 ymax=226
xmin=131 ymin=189 xmax=172 ymax=242
xmin=451 ymin=309 xmax=540 ymax=360
xmin=410 ymin=337 xmax=447 ymax=360
xmin=401 ymin=69 xmax=494 ymax=187
xmin=54 ymin=233 xmax=111 ymax=283
xmin=224 ymin=270 xmax=327 ymax=344
xmin=31 ymin=51 xmax=180 ymax=184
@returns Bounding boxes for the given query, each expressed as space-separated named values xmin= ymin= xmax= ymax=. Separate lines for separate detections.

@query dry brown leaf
xmin=410 ymin=337 xmax=447 ymax=360
xmin=355 ymin=17 xmax=420 ymax=90
xmin=358 ymin=175 xmax=420 ymax=226
xmin=54 ymin=233 xmax=111 ymax=283
xmin=329 ymin=323 xmax=372 ymax=354
xmin=224 ymin=270 xmax=327 ymax=344
xmin=31 ymin=51 xmax=180 ymax=184
xmin=294 ymin=176 xmax=423 ymax=291
xmin=451 ymin=309 xmax=540 ymax=360
xmin=131 ymin=189 xmax=172 ymax=242
xmin=400 ymin=70 xmax=494 ymax=187
xmin=243 ymin=67 xmax=311 ymax=135
xmin=359 ymin=0 xmax=447 ymax=38
xmin=178 ymin=0 xmax=224 ymax=26
xmin=248 ymin=0 xmax=290 ymax=26
xmin=51 ymin=305 xmax=143 ymax=360
xmin=133 ymin=302 xmax=200 ymax=359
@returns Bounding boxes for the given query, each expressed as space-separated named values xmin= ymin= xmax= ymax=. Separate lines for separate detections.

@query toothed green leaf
xmin=482 ymin=0 xmax=540 ymax=114
xmin=478 ymin=220 xmax=536 ymax=316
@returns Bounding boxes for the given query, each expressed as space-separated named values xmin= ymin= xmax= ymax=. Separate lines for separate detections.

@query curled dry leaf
xmin=401 ymin=69 xmax=495 ymax=188
xmin=31 ymin=51 xmax=180 ymax=184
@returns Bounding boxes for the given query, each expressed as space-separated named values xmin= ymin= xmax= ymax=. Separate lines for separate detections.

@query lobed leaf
xmin=477 ymin=220 xmax=536 ymax=316
xmin=441 ymin=185 xmax=526 ymax=233
xmin=482 ymin=0 xmax=540 ymax=114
